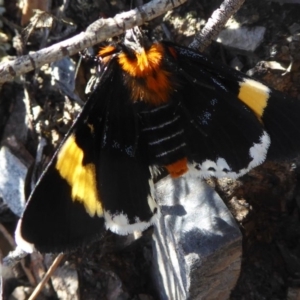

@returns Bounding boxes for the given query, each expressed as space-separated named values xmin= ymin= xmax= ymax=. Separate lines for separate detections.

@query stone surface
xmin=152 ymin=174 xmax=242 ymax=300
xmin=217 ymin=23 xmax=265 ymax=51
xmin=51 ymin=57 xmax=83 ymax=105
xmin=0 ymin=146 xmax=27 ymax=217
xmin=44 ymin=254 xmax=79 ymax=300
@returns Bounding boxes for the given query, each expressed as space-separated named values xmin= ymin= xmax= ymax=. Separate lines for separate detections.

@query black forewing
xmin=163 ymin=42 xmax=269 ymax=178
xmin=165 ymin=42 xmax=300 ymax=163
xmin=16 ymin=62 xmax=117 ymax=252
xmin=258 ymin=90 xmax=300 ymax=160
xmin=88 ymin=63 xmax=157 ymax=234
xmin=17 ymin=59 xmax=155 ymax=252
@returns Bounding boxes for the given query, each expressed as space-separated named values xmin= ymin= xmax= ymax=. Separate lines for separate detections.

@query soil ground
xmin=2 ymin=0 xmax=300 ymax=299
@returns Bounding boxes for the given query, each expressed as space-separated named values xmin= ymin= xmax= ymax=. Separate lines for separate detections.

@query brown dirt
xmin=1 ymin=0 xmax=300 ymax=299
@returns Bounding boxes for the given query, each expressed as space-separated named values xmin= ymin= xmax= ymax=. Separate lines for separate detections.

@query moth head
xmin=123 ymin=27 xmax=152 ymax=57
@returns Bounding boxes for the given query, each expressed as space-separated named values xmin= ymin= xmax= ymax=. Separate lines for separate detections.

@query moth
xmin=15 ymin=28 xmax=300 ymax=253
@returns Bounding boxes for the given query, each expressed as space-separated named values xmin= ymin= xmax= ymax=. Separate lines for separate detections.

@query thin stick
xmin=28 ymin=253 xmax=65 ymax=300
xmin=0 ymin=0 xmax=185 ymax=84
xmin=190 ymin=0 xmax=245 ymax=51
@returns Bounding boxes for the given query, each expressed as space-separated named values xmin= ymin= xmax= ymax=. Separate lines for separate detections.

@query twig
xmin=28 ymin=253 xmax=65 ymax=300
xmin=190 ymin=0 xmax=245 ymax=51
xmin=3 ymin=242 xmax=37 ymax=289
xmin=0 ymin=0 xmax=246 ymax=84
xmin=0 ymin=223 xmax=16 ymax=248
xmin=3 ymin=247 xmax=28 ymax=268
xmin=0 ymin=0 xmax=185 ymax=84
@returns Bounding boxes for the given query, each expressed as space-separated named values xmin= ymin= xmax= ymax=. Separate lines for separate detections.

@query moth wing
xmin=89 ymin=62 xmax=159 ymax=235
xmin=15 ymin=62 xmax=120 ymax=253
xmin=165 ymin=43 xmax=271 ymax=178
xmin=16 ymin=59 xmax=158 ymax=253
xmin=255 ymin=88 xmax=300 ymax=160
xmin=168 ymin=43 xmax=300 ymax=163
xmin=16 ymin=110 xmax=105 ymax=253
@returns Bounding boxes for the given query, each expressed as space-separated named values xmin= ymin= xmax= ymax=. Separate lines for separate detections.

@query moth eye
xmin=208 ymin=167 xmax=216 ymax=172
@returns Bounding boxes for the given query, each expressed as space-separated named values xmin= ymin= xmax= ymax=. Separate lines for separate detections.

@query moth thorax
xmin=118 ymin=43 xmax=172 ymax=105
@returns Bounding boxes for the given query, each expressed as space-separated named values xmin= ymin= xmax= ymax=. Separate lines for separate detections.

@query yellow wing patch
xmin=238 ymin=78 xmax=270 ymax=119
xmin=55 ymin=134 xmax=103 ymax=217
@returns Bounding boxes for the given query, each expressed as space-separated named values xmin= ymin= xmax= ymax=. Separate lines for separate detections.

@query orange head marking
xmin=97 ymin=45 xmax=117 ymax=65
xmin=118 ymin=43 xmax=172 ymax=105
xmin=165 ymin=158 xmax=188 ymax=178
xmin=118 ymin=44 xmax=163 ymax=77
xmin=98 ymin=45 xmax=116 ymax=57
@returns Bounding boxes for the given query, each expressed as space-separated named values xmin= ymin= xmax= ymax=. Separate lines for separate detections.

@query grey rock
xmin=44 ymin=254 xmax=79 ymax=300
xmin=152 ymin=174 xmax=242 ymax=300
xmin=51 ymin=57 xmax=84 ymax=105
xmin=0 ymin=146 xmax=27 ymax=217
xmin=217 ymin=25 xmax=266 ymax=52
